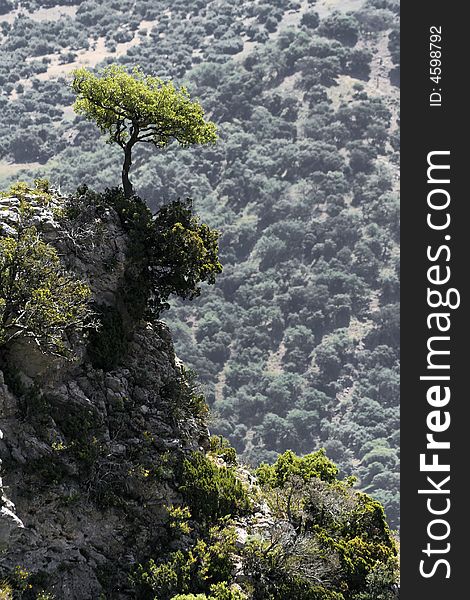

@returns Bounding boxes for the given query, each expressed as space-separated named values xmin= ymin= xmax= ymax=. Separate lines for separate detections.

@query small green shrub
xmin=0 ymin=582 xmax=12 ymax=600
xmin=209 ymin=436 xmax=237 ymax=466
xmin=180 ymin=453 xmax=250 ymax=523
xmin=167 ymin=505 xmax=192 ymax=536
xmin=6 ymin=566 xmax=31 ymax=593
xmin=133 ymin=527 xmax=238 ymax=600
xmin=242 ymin=535 xmax=345 ymax=600
xmin=205 ymin=582 xmax=247 ymax=600
xmin=170 ymin=595 xmax=208 ymax=600
xmin=256 ymin=449 xmax=339 ymax=488
xmin=61 ymin=187 xmax=222 ymax=327
xmin=0 ymin=188 xmax=93 ymax=357
xmin=171 ymin=582 xmax=247 ymax=600
xmin=160 ymin=366 xmax=209 ymax=424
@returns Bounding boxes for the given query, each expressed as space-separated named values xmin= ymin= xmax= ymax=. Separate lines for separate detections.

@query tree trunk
xmin=122 ymin=144 xmax=133 ymax=198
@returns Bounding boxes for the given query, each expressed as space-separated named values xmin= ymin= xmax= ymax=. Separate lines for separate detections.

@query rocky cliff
xmin=0 ymin=183 xmax=210 ymax=597
xmin=0 ymin=182 xmax=398 ymax=600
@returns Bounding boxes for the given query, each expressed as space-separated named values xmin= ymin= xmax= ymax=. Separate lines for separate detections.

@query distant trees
xmin=9 ymin=131 xmax=43 ymax=163
xmin=388 ymin=28 xmax=400 ymax=85
xmin=300 ymin=10 xmax=320 ymax=30
xmin=1 ymin=0 xmax=400 ymax=529
xmin=318 ymin=12 xmax=360 ymax=46
xmin=0 ymin=0 xmax=12 ymax=15
xmin=72 ymin=65 xmax=217 ymax=197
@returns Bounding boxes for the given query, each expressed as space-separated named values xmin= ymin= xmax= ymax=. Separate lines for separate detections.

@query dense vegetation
xmin=0 ymin=180 xmax=93 ymax=356
xmin=130 ymin=447 xmax=398 ymax=600
xmin=0 ymin=0 xmax=400 ymax=527
xmin=0 ymin=183 xmax=398 ymax=599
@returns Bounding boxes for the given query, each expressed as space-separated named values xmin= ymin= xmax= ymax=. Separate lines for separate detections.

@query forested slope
xmin=0 ymin=0 xmax=400 ymax=527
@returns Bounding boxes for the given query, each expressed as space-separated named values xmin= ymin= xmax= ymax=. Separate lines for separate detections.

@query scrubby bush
xmin=180 ymin=453 xmax=250 ymax=522
xmin=63 ymin=187 xmax=222 ymax=323
xmin=133 ymin=527 xmax=238 ymax=600
xmin=171 ymin=582 xmax=247 ymax=599
xmin=0 ymin=182 xmax=93 ymax=358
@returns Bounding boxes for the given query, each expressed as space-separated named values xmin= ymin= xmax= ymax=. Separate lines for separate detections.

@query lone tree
xmin=72 ymin=65 xmax=217 ymax=197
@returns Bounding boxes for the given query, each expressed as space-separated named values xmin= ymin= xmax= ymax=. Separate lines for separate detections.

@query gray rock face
xmin=0 ymin=421 xmax=24 ymax=546
xmin=0 ymin=191 xmax=209 ymax=597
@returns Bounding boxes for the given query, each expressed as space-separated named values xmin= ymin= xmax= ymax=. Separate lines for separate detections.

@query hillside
xmin=0 ymin=0 xmax=400 ymax=528
xmin=0 ymin=184 xmax=398 ymax=599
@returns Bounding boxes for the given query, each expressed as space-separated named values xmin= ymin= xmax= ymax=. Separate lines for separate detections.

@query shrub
xmin=171 ymin=582 xmax=247 ymax=599
xmin=300 ymin=11 xmax=320 ymax=29
xmin=133 ymin=527 xmax=238 ymax=600
xmin=209 ymin=436 xmax=238 ymax=466
xmin=0 ymin=183 xmax=93 ymax=357
xmin=149 ymin=198 xmax=222 ymax=315
xmin=318 ymin=13 xmax=360 ymax=46
xmin=0 ymin=582 xmax=12 ymax=600
xmin=69 ymin=188 xmax=222 ymax=322
xmin=180 ymin=453 xmax=250 ymax=522
xmin=160 ymin=366 xmax=209 ymax=423
xmin=243 ymin=537 xmax=345 ymax=600
xmin=256 ymin=449 xmax=339 ymax=487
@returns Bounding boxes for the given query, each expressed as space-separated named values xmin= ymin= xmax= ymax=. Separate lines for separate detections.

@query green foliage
xmin=0 ymin=183 xmax=93 ymax=357
xmin=206 ymin=583 xmax=247 ymax=600
xmin=150 ymin=198 xmax=222 ymax=314
xmin=160 ymin=365 xmax=209 ymax=424
xmin=180 ymin=453 xmax=250 ymax=523
xmin=0 ymin=566 xmax=31 ymax=598
xmin=0 ymin=582 xmax=12 ymax=600
xmin=89 ymin=186 xmax=155 ymax=322
xmin=250 ymin=450 xmax=397 ymax=599
xmin=72 ymin=65 xmax=217 ymax=149
xmin=171 ymin=582 xmax=247 ymax=600
xmin=318 ymin=13 xmax=360 ymax=46
xmin=243 ymin=537 xmax=346 ymax=600
xmin=133 ymin=526 xmax=238 ymax=600
xmin=76 ymin=188 xmax=221 ymax=322
xmin=170 ymin=595 xmax=208 ymax=600
xmin=167 ymin=505 xmax=192 ymax=536
xmin=256 ymin=449 xmax=339 ymax=487
xmin=209 ymin=436 xmax=238 ymax=466
xmin=72 ymin=65 xmax=217 ymax=196
xmin=351 ymin=558 xmax=399 ymax=600
xmin=59 ymin=187 xmax=221 ymax=340
xmin=0 ymin=565 xmax=54 ymax=600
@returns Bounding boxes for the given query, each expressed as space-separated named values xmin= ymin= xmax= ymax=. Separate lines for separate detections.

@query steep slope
xmin=0 ymin=0 xmax=400 ymax=528
xmin=0 ymin=184 xmax=211 ymax=596
xmin=0 ymin=183 xmax=399 ymax=599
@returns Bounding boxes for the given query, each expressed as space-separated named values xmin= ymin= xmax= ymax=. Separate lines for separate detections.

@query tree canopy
xmin=72 ymin=65 xmax=217 ymax=197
